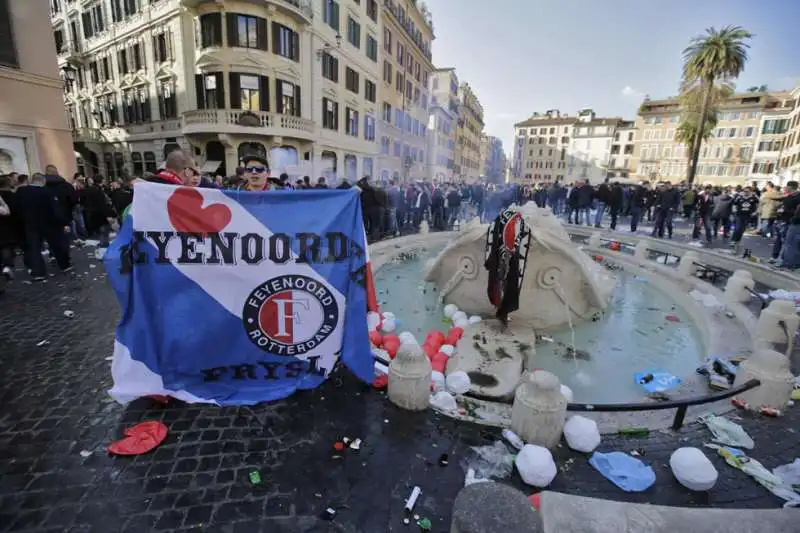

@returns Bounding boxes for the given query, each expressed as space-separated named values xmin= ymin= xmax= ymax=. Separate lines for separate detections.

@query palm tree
xmin=682 ymin=25 xmax=753 ymax=185
xmin=676 ymin=82 xmax=734 ymax=177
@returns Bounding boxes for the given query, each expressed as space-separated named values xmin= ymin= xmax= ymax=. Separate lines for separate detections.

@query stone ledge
xmin=451 ymin=483 xmax=543 ymax=533
xmin=535 ymin=491 xmax=798 ymax=532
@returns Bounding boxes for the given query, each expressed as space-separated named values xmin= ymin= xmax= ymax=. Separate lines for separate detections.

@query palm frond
xmin=681 ymin=25 xmax=753 ymax=85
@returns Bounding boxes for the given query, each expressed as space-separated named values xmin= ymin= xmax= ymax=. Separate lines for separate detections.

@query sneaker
xmin=2 ymin=266 xmax=12 ymax=280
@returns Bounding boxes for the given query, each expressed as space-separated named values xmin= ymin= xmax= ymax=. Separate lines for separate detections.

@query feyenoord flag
xmin=104 ymin=182 xmax=376 ymax=405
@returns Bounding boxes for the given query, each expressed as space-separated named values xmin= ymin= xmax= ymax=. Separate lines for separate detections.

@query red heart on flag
xmin=107 ymin=420 xmax=168 ymax=456
xmin=167 ymin=187 xmax=232 ymax=235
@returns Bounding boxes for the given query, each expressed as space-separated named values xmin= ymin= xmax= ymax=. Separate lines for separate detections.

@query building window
xmin=97 ymin=94 xmax=119 ymax=127
xmin=89 ymin=61 xmax=99 ymax=84
xmin=322 ymin=98 xmax=338 ymax=130
xmin=123 ymin=87 xmax=151 ymax=124
xmin=345 ymin=67 xmax=359 ymax=94
xmin=365 ymin=79 xmax=376 ymax=103
xmin=229 ymin=73 xmax=268 ymax=111
xmin=53 ymin=29 xmax=65 ymax=54
xmin=321 ymin=52 xmax=338 ymax=82
xmin=276 ymin=79 xmax=300 ymax=117
xmin=367 ymin=0 xmax=377 ymax=21
xmin=346 ymin=107 xmax=359 ymax=137
xmin=195 ymin=72 xmax=225 ymax=109
xmin=382 ymin=60 xmax=392 ymax=84
xmin=323 ymin=0 xmax=339 ymax=31
xmin=381 ymin=102 xmax=391 ymax=122
xmin=346 ymin=17 xmax=360 ymax=49
xmin=383 ymin=27 xmax=392 ymax=54
xmin=272 ymin=23 xmax=299 ymax=61
xmin=152 ymin=31 xmax=171 ymax=63
xmin=158 ymin=82 xmax=177 ymax=119
xmin=364 ymin=115 xmax=375 ymax=141
xmin=118 ymin=49 xmax=128 ymax=74
xmin=200 ymin=13 xmax=222 ymax=48
xmin=131 ymin=42 xmax=142 ymax=70
xmin=131 ymin=152 xmax=143 ymax=176
xmin=101 ymin=56 xmax=112 ymax=81
xmin=227 ymin=13 xmax=267 ymax=50
xmin=81 ymin=3 xmax=105 ymax=39
xmin=366 ymin=35 xmax=377 ymax=61
xmin=143 ymin=152 xmax=157 ymax=173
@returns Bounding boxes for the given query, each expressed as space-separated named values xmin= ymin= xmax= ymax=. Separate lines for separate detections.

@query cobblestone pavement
xmin=0 ymin=246 xmax=798 ymax=533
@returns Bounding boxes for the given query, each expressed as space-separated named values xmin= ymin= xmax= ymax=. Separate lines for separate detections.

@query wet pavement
xmin=1 ymin=244 xmax=798 ymax=532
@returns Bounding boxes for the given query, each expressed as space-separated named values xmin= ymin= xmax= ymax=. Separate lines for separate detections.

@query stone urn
xmin=724 ymin=270 xmax=754 ymax=306
xmin=755 ymin=299 xmax=799 ymax=356
xmin=388 ymin=343 xmax=432 ymax=411
xmin=734 ymin=348 xmax=795 ymax=410
xmin=510 ymin=370 xmax=567 ymax=449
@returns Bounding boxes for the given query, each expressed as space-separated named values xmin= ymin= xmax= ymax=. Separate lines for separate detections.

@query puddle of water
xmin=373 ymin=245 xmax=705 ymax=404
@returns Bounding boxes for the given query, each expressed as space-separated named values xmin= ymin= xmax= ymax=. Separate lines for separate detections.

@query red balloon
xmin=431 ymin=352 xmax=448 ymax=373
xmin=382 ymin=334 xmax=400 ymax=347
xmin=383 ymin=339 xmax=400 ymax=359
xmin=446 ymin=327 xmax=464 ymax=346
xmin=422 ymin=343 xmax=437 ymax=359
xmin=369 ymin=330 xmax=383 ymax=346
xmin=107 ymin=420 xmax=168 ymax=456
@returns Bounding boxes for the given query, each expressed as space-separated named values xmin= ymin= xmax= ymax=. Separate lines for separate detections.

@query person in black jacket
xmin=731 ymin=187 xmax=759 ymax=246
xmin=0 ymin=174 xmax=23 ymax=279
xmin=692 ymin=186 xmax=715 ymax=244
xmin=629 ymin=184 xmax=648 ymax=232
xmin=607 ymin=181 xmax=623 ymax=230
xmin=15 ymin=173 xmax=72 ymax=279
xmin=43 ymin=165 xmax=78 ymax=228
xmin=771 ymin=181 xmax=800 ymax=263
xmin=652 ymin=182 xmax=681 ymax=239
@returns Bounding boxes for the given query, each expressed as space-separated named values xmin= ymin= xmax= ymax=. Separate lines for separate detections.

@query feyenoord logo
xmin=242 ymin=274 xmax=339 ymax=356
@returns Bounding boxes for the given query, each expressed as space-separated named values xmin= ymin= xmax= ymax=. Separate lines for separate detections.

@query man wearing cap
xmin=241 ymin=155 xmax=274 ymax=191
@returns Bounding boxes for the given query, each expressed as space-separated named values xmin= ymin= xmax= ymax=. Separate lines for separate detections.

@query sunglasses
xmin=245 ymin=166 xmax=268 ymax=173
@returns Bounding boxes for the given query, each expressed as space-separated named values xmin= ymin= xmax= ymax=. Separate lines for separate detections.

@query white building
xmin=567 ymin=109 xmax=621 ymax=184
xmin=781 ymin=85 xmax=800 ymax=184
xmin=750 ymin=105 xmax=791 ymax=187
xmin=426 ymin=67 xmax=457 ymax=181
xmin=53 ymin=0 xmax=381 ymax=181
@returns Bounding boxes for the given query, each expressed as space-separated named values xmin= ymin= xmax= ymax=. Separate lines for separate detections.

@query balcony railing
xmin=182 ymin=109 xmax=315 ymax=136
xmin=181 ymin=0 xmax=312 ymax=21
xmin=72 ymin=127 xmax=103 ymax=143
xmin=124 ymin=120 xmax=182 ymax=135
xmin=57 ymin=40 xmax=86 ymax=63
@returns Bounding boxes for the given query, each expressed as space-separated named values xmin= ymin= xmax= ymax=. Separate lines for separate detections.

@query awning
xmin=200 ymin=160 xmax=222 ymax=173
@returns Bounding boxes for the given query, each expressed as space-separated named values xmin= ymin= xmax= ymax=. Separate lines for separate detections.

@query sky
xmin=423 ymin=0 xmax=800 ymax=155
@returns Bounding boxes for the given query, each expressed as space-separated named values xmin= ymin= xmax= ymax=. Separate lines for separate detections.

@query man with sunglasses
xmin=241 ymin=155 xmax=274 ymax=191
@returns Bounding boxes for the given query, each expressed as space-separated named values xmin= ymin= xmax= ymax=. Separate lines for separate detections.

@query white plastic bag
xmin=454 ymin=317 xmax=470 ymax=329
xmin=446 ymin=371 xmax=471 ymax=395
xmin=515 ymin=444 xmax=557 ymax=487
xmin=774 ymin=459 xmax=800 ymax=486
xmin=560 ymin=384 xmax=574 ymax=402
xmin=699 ymin=414 xmax=754 ymax=449
xmin=444 ymin=304 xmax=459 ymax=318
xmin=468 ymin=315 xmax=482 ymax=324
xmin=431 ymin=371 xmax=446 ymax=393
xmin=430 ymin=391 xmax=457 ymax=411
xmin=563 ymin=416 xmax=601 ymax=453
xmin=670 ymin=447 xmax=718 ymax=491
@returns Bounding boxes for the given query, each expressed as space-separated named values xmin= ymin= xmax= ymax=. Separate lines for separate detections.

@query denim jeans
xmin=759 ymin=217 xmax=774 ymax=236
xmin=593 ymin=202 xmax=606 ymax=226
xmin=773 ymin=221 xmax=788 ymax=259
xmin=652 ymin=208 xmax=674 ymax=238
xmin=386 ymin=207 xmax=398 ymax=235
xmin=780 ymin=223 xmax=800 ymax=268
xmin=629 ymin=207 xmax=642 ymax=232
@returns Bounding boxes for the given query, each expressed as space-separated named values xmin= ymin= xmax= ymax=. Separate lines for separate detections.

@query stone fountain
xmin=423 ymin=203 xmax=616 ymax=400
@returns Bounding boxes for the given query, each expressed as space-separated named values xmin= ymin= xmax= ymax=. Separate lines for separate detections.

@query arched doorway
xmin=205 ymin=140 xmax=226 ymax=177
xmin=344 ymin=154 xmax=357 ymax=182
xmin=269 ymin=145 xmax=298 ymax=175
xmin=238 ymin=142 xmax=267 ymax=165
xmin=320 ymin=150 xmax=337 ymax=181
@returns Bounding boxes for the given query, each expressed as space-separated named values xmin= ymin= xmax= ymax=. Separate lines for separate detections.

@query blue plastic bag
xmin=589 ymin=451 xmax=656 ymax=492
xmin=634 ymin=371 xmax=681 ymax=394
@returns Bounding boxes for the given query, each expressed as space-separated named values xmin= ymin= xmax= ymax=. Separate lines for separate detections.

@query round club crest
xmin=242 ymin=274 xmax=339 ymax=355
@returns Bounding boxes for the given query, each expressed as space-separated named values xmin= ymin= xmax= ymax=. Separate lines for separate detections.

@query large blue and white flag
xmin=104 ymin=182 xmax=374 ymax=405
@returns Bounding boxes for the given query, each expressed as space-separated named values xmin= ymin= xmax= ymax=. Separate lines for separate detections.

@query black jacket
xmin=14 ymin=185 xmax=65 ymax=232
xmin=44 ymin=174 xmax=77 ymax=224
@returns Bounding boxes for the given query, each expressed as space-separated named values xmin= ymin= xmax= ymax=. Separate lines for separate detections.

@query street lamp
xmin=61 ymin=65 xmax=76 ymax=89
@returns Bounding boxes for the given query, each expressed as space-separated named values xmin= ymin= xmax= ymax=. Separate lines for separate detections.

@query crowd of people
xmin=3 ymin=149 xmax=800 ymax=296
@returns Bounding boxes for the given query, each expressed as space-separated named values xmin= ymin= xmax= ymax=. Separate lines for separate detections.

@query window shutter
xmin=228 ymin=72 xmax=241 ymax=109
xmin=256 ymin=18 xmax=268 ymax=51
xmin=294 ymin=85 xmax=301 ymax=118
xmin=259 ymin=76 xmax=269 ymax=112
xmin=143 ymin=95 xmax=151 ymax=122
xmin=167 ymin=30 xmax=173 ymax=60
xmin=226 ymin=13 xmax=238 ymax=47
xmin=152 ymin=35 xmax=159 ymax=63
xmin=271 ymin=22 xmax=279 ymax=53
xmin=292 ymin=31 xmax=299 ymax=61
xmin=209 ymin=13 xmax=222 ymax=46
xmin=334 ymin=102 xmax=339 ymax=130
xmin=215 ymin=72 xmax=225 ymax=109
xmin=194 ymin=74 xmax=205 ymax=109
xmin=275 ymin=78 xmax=283 ymax=114
xmin=82 ymin=12 xmax=92 ymax=38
